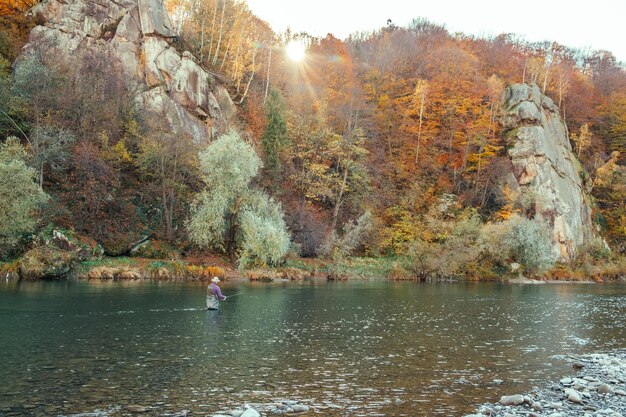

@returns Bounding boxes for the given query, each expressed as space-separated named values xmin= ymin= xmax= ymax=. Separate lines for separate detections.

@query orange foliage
xmin=0 ymin=0 xmax=38 ymax=16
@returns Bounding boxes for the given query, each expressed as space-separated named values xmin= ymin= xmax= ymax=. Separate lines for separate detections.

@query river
xmin=0 ymin=280 xmax=624 ymax=416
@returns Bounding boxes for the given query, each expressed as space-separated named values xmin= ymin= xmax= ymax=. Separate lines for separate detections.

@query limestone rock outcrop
xmin=19 ymin=0 xmax=235 ymax=142
xmin=500 ymin=83 xmax=595 ymax=261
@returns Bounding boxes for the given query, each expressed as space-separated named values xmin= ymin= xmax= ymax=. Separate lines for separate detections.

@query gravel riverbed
xmin=464 ymin=351 xmax=626 ymax=417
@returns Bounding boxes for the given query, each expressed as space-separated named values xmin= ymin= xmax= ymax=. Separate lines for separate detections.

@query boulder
xmin=240 ymin=409 xmax=261 ymax=417
xmin=598 ymin=384 xmax=613 ymax=394
xmin=564 ymin=388 xmax=582 ymax=403
xmin=117 ymin=268 xmax=142 ymax=279
xmin=19 ymin=246 xmax=78 ymax=280
xmin=500 ymin=83 xmax=596 ymax=261
xmin=499 ymin=394 xmax=524 ymax=406
xmin=50 ymin=230 xmax=97 ymax=260
xmin=291 ymin=404 xmax=310 ymax=412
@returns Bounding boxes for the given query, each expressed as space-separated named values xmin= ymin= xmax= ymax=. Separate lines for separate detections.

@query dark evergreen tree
xmin=261 ymin=88 xmax=288 ymax=173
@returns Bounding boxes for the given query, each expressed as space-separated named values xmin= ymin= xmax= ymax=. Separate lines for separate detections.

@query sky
xmin=245 ymin=0 xmax=626 ymax=63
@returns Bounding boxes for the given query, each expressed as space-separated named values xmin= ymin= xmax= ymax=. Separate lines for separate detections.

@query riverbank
xmin=2 ymin=253 xmax=626 ymax=283
xmin=1 ymin=237 xmax=625 ymax=283
xmin=464 ymin=352 xmax=626 ymax=417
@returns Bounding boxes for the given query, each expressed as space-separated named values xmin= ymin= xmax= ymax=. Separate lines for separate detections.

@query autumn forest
xmin=0 ymin=0 xmax=625 ymax=281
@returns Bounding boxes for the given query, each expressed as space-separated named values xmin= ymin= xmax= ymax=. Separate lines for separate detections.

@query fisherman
xmin=207 ymin=276 xmax=226 ymax=310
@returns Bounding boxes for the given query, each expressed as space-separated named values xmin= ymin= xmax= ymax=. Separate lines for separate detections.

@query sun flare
xmin=286 ymin=40 xmax=306 ymax=62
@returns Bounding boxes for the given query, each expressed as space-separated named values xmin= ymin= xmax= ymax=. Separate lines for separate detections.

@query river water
xmin=0 ymin=280 xmax=624 ymax=416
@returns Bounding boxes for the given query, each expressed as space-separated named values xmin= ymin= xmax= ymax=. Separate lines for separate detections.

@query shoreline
xmin=2 ymin=253 xmax=625 ymax=284
xmin=463 ymin=352 xmax=626 ymax=417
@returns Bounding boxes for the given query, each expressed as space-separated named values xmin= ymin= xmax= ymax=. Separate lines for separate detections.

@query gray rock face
xmin=501 ymin=83 xmax=595 ymax=261
xmin=19 ymin=0 xmax=234 ymax=142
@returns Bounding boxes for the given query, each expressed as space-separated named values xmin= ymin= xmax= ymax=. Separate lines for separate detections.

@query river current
xmin=0 ymin=280 xmax=624 ymax=416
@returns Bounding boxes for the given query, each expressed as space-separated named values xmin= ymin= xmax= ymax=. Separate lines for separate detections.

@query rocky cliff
xmin=501 ymin=83 xmax=595 ymax=261
xmin=18 ymin=0 xmax=235 ymax=142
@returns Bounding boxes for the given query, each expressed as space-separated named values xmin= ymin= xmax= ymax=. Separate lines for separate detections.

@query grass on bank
xmin=4 ymin=250 xmax=625 ymax=282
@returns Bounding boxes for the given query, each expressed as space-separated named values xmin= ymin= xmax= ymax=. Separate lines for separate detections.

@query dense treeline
xmin=0 ymin=0 xmax=624 ymax=278
xmin=221 ymin=17 xmax=625 ymax=260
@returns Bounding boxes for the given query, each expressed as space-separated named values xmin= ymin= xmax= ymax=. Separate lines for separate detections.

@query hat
xmin=211 ymin=276 xmax=220 ymax=283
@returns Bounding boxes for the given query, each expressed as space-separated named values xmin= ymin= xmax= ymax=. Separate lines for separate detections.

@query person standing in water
xmin=207 ymin=276 xmax=226 ymax=310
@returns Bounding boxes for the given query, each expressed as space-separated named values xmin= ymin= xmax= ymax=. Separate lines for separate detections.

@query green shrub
xmin=188 ymin=130 xmax=291 ymax=266
xmin=505 ymin=217 xmax=556 ymax=274
xmin=238 ymin=191 xmax=291 ymax=268
xmin=584 ymin=236 xmax=611 ymax=261
xmin=0 ymin=137 xmax=49 ymax=259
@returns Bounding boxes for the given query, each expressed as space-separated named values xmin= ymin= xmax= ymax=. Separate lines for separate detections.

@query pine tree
xmin=261 ymin=89 xmax=288 ymax=173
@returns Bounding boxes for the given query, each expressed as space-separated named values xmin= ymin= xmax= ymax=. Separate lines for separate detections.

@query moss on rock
xmin=19 ymin=246 xmax=78 ymax=280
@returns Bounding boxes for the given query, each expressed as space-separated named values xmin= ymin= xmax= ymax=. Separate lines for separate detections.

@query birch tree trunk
xmin=330 ymin=166 xmax=349 ymax=232
xmin=415 ymin=90 xmax=425 ymax=164
xmin=239 ymin=49 xmax=256 ymax=104
xmin=208 ymin=0 xmax=218 ymax=61
xmin=263 ymin=43 xmax=272 ymax=104
xmin=232 ymin=20 xmax=247 ymax=91
xmin=199 ymin=10 xmax=206 ymax=62
xmin=212 ymin=0 xmax=226 ymax=66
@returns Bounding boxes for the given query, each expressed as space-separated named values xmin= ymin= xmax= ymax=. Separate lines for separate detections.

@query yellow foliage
xmin=111 ymin=140 xmax=133 ymax=163
xmin=203 ymin=266 xmax=225 ymax=278
xmin=494 ymin=184 xmax=517 ymax=221
xmin=379 ymin=206 xmax=422 ymax=255
xmin=99 ymin=131 xmax=133 ymax=164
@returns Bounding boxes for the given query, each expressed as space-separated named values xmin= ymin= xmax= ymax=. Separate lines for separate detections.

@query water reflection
xmin=0 ymin=281 xmax=624 ymax=416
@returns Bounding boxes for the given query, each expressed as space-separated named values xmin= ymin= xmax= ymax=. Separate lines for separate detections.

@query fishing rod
xmin=226 ymin=292 xmax=243 ymax=298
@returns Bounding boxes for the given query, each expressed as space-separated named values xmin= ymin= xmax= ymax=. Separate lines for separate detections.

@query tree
xmin=261 ymin=88 xmax=288 ymax=174
xmin=0 ymin=54 xmax=29 ymax=140
xmin=0 ymin=137 xmax=48 ymax=258
xmin=593 ymin=151 xmax=625 ymax=251
xmin=571 ymin=123 xmax=592 ymax=159
xmin=13 ymin=53 xmax=63 ymax=128
xmin=136 ymin=117 xmax=198 ymax=241
xmin=596 ymin=93 xmax=626 ymax=155
xmin=505 ymin=217 xmax=556 ymax=274
xmin=238 ymin=190 xmax=291 ymax=268
xmin=412 ymin=79 xmax=428 ymax=164
xmin=188 ymin=130 xmax=291 ymax=264
xmin=30 ymin=124 xmax=76 ymax=188
xmin=323 ymin=210 xmax=372 ymax=258
xmin=321 ymin=210 xmax=373 ymax=278
xmin=287 ymin=106 xmax=369 ymax=233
